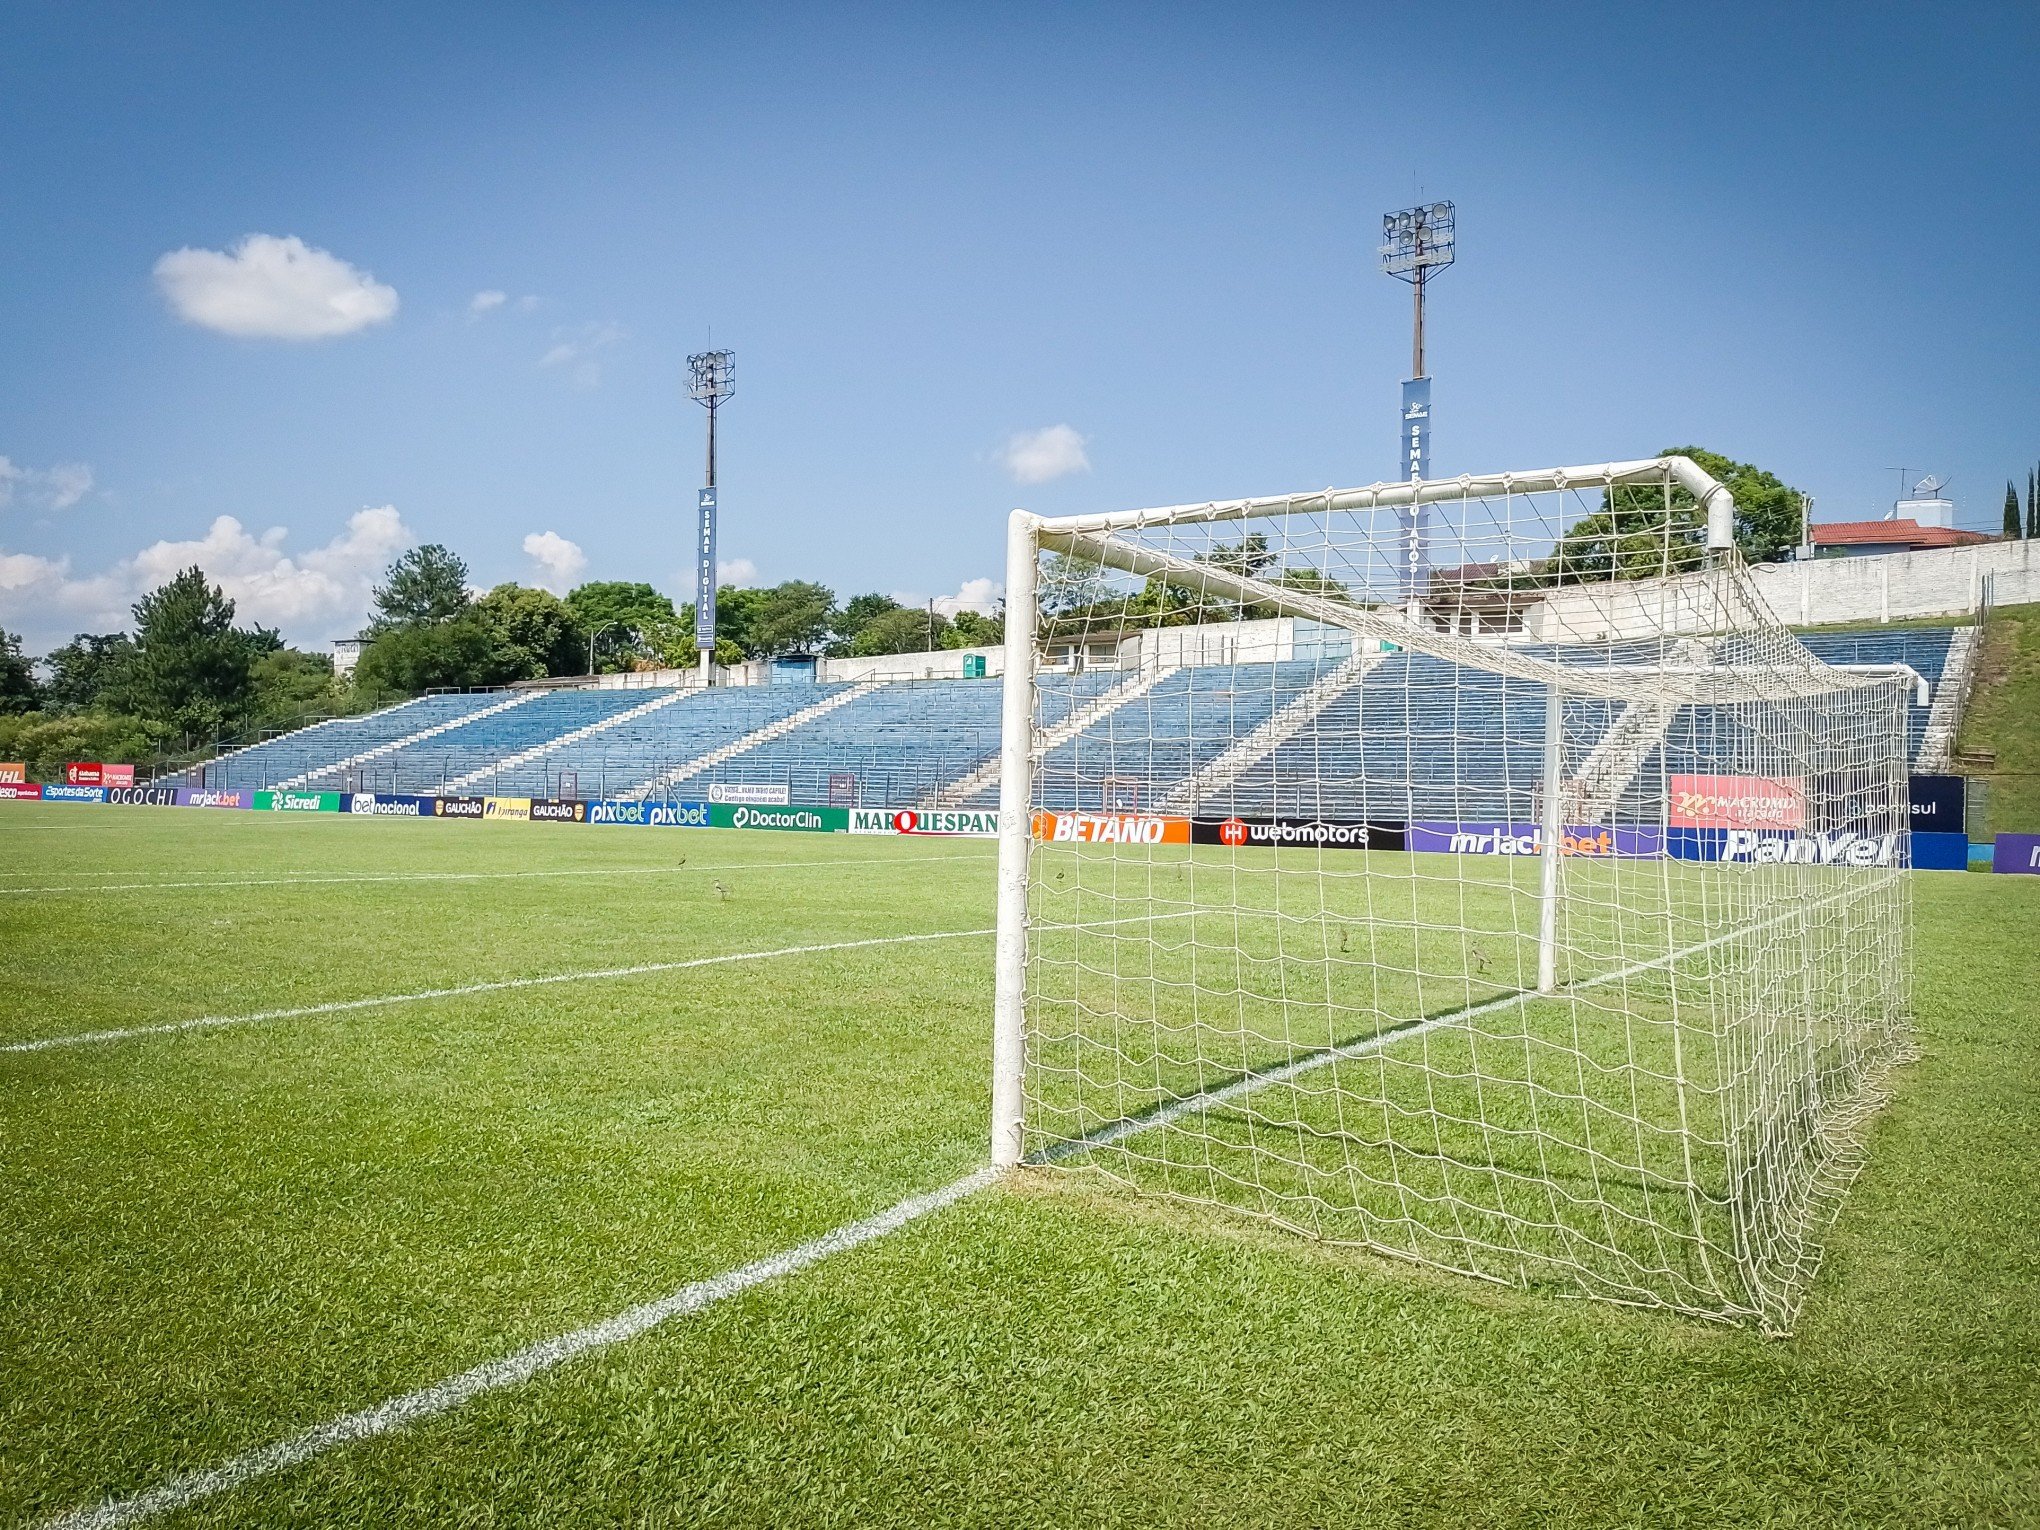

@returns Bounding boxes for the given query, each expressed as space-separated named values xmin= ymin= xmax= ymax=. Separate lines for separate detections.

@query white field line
xmin=1 ymin=929 xmax=997 ymax=1055
xmin=30 ymin=901 xmax=1821 ymax=1527
xmin=0 ymin=852 xmax=994 ymax=896
xmin=40 ymin=1166 xmax=1002 ymax=1530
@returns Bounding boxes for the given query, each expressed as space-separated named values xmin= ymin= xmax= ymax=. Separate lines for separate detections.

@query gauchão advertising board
xmin=434 ymin=796 xmax=486 ymax=819
xmin=529 ymin=798 xmax=587 ymax=823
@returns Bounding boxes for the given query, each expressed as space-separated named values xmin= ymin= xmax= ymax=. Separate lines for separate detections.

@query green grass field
xmin=3 ymin=803 xmax=2037 ymax=1527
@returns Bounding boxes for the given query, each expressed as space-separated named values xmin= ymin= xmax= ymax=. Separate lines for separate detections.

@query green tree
xmin=710 ymin=584 xmax=768 ymax=657
xmin=0 ymin=710 xmax=168 ymax=782
xmin=946 ymin=609 xmax=1004 ymax=648
xmin=2007 ymin=483 xmax=2024 ymax=540
xmin=118 ymin=567 xmax=255 ymax=734
xmin=1542 ymin=446 xmax=1807 ymax=583
xmin=829 ymin=593 xmax=902 ymax=655
xmin=352 ymin=616 xmax=502 ymax=696
xmin=564 ymin=581 xmax=677 ymax=670
xmin=476 ymin=583 xmax=588 ymax=678
xmin=247 ymin=649 xmax=338 ymax=730
xmin=747 ymin=581 xmax=836 ymax=656
xmin=2029 ymin=467 xmax=2037 ymax=541
xmin=370 ymin=545 xmax=472 ymax=630
xmin=1039 ymin=553 xmax=1112 ymax=616
xmin=852 ymin=606 xmax=950 ymax=656
xmin=0 ymin=629 xmax=40 ymax=714
xmin=45 ymin=633 xmax=137 ymax=711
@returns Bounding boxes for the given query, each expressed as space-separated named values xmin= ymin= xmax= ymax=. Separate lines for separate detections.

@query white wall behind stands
xmin=1530 ymin=539 xmax=2040 ymax=642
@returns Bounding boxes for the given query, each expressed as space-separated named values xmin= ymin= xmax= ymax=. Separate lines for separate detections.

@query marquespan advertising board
xmin=1406 ymin=822 xmax=1664 ymax=858
xmin=1191 ymin=817 xmax=1406 ymax=852
xmin=849 ymin=808 xmax=999 ymax=837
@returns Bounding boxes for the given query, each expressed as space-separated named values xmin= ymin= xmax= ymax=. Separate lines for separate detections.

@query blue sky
xmin=2 ymin=1 xmax=2035 ymax=652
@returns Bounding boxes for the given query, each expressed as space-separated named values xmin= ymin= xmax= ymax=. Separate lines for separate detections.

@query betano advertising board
xmin=1031 ymin=811 xmax=1190 ymax=845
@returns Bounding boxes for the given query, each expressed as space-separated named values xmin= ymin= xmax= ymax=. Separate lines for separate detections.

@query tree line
xmin=0 ymin=546 xmax=1003 ymax=780
xmin=2002 ymin=465 xmax=2039 ymax=540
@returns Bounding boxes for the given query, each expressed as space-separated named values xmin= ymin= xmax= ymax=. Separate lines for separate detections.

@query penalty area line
xmin=39 ymin=1166 xmax=1002 ymax=1530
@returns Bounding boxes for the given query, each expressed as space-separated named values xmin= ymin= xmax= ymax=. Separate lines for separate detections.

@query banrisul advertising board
xmin=253 ymin=790 xmax=341 ymax=812
xmin=1192 ymin=817 xmax=1407 ymax=851
xmin=849 ymin=808 xmax=998 ymax=837
xmin=711 ymin=802 xmax=847 ymax=833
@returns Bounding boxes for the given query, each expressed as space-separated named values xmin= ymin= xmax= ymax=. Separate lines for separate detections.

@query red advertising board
xmin=0 ymin=782 xmax=42 ymax=800
xmin=1669 ymin=774 xmax=1806 ymax=830
xmin=102 ymin=763 xmax=135 ymax=786
xmin=65 ymin=762 xmax=102 ymax=785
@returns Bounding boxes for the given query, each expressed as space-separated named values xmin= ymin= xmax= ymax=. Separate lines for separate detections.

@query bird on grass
xmin=1470 ymin=943 xmax=1492 ymax=976
xmin=713 ymin=880 xmax=730 ymax=901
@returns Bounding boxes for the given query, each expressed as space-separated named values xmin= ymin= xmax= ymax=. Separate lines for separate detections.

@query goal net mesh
xmin=1012 ymin=461 xmax=1913 ymax=1331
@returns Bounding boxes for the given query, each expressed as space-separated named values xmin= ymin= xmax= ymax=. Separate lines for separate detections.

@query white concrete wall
xmin=818 ymin=647 xmax=1001 ymax=684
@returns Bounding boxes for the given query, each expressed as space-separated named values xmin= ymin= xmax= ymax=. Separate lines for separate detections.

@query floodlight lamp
xmin=687 ymin=349 xmax=736 ymax=406
xmin=1380 ymin=201 xmax=1456 ymax=282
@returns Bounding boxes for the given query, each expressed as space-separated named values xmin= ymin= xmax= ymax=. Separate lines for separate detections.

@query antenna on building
xmin=687 ymin=349 xmax=736 ymax=683
xmin=1381 ymin=200 xmax=1454 ymax=617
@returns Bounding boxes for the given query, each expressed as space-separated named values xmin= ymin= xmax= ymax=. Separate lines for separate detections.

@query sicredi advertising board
xmin=1993 ymin=834 xmax=2040 ymax=875
xmin=1406 ymin=822 xmax=1664 ymax=858
xmin=1668 ymin=775 xmax=1806 ymax=830
xmin=708 ymin=783 xmax=790 ymax=805
xmin=710 ymin=802 xmax=846 ymax=833
xmin=1191 ymin=817 xmax=1407 ymax=851
xmin=849 ymin=808 xmax=999 ymax=837
xmin=254 ymin=790 xmax=341 ymax=812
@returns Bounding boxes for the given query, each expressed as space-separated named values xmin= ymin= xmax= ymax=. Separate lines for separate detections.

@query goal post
xmin=990 ymin=456 xmax=1915 ymax=1330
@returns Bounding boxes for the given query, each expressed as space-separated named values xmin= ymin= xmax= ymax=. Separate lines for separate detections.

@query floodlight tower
xmin=687 ymin=349 xmax=735 ymax=683
xmin=1381 ymin=201 xmax=1455 ymax=616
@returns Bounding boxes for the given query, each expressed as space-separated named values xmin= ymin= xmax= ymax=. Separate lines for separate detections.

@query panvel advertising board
xmin=850 ymin=808 xmax=999 ymax=837
xmin=1669 ymin=827 xmax=1901 ymax=867
xmin=1669 ymin=775 xmax=1806 ymax=830
xmin=1407 ymin=822 xmax=1664 ymax=858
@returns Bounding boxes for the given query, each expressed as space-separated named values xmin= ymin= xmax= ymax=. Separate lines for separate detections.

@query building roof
xmin=1810 ymin=518 xmax=1996 ymax=550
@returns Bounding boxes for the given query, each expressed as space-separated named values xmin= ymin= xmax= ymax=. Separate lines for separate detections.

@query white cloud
xmin=153 ymin=234 xmax=399 ymax=340
xmin=716 ymin=557 xmax=757 ymax=585
xmin=468 ymin=289 xmax=508 ymax=316
xmin=0 ymin=505 xmax=412 ymax=650
xmin=933 ymin=576 xmax=1002 ymax=618
xmin=522 ymin=530 xmax=587 ymax=593
xmin=539 ymin=321 xmax=626 ymax=388
xmin=0 ymin=455 xmax=95 ymax=513
xmin=996 ymin=424 xmax=1090 ymax=485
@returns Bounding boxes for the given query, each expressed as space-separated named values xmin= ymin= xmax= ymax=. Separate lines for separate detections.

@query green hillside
xmin=1959 ymin=602 xmax=2040 ymax=837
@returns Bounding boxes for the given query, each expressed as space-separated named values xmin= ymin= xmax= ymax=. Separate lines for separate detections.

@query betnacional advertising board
xmin=348 ymin=792 xmax=433 ymax=817
xmin=1669 ymin=774 xmax=1806 ymax=830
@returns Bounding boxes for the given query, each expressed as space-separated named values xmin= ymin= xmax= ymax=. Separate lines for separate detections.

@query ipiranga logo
xmin=1721 ymin=829 xmax=1897 ymax=867
xmin=1031 ymin=811 xmax=1189 ymax=845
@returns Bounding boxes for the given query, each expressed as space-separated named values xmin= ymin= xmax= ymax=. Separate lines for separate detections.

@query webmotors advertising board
xmin=176 ymin=788 xmax=252 ymax=809
xmin=1030 ymin=811 xmax=1191 ymax=845
xmin=482 ymin=796 xmax=532 ymax=821
xmin=1669 ymin=775 xmax=1806 ymax=830
xmin=254 ymin=790 xmax=341 ymax=812
xmin=1191 ymin=817 xmax=1406 ymax=851
xmin=708 ymin=783 xmax=791 ymax=805
xmin=711 ymin=802 xmax=847 ymax=833
xmin=529 ymin=797 xmax=587 ymax=823
xmin=1993 ymin=833 xmax=2040 ymax=875
xmin=347 ymin=792 xmax=432 ymax=817
xmin=434 ymin=795 xmax=486 ymax=819
xmin=0 ymin=782 xmax=44 ymax=799
xmin=1407 ymin=822 xmax=1664 ymax=858
xmin=850 ymin=807 xmax=999 ymax=837
xmin=1908 ymin=774 xmax=1966 ymax=834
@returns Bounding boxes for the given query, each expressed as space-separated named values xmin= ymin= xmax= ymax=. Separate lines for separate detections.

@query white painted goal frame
xmin=989 ymin=456 xmax=1916 ymax=1331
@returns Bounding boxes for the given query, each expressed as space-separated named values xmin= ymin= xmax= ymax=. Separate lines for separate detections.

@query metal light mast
xmin=687 ymin=349 xmax=735 ymax=683
xmin=1381 ymin=201 xmax=1455 ymax=617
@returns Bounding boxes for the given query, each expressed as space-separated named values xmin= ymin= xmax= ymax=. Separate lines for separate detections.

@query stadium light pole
xmin=688 ymin=349 xmax=736 ymax=684
xmin=587 ymin=619 xmax=620 ymax=676
xmin=1380 ymin=201 xmax=1454 ymax=620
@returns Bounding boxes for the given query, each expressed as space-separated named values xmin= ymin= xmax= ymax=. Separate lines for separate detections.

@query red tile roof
xmin=1810 ymin=518 xmax=1996 ymax=550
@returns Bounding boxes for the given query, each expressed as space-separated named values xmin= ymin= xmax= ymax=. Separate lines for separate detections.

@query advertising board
xmin=588 ymin=799 xmax=652 ymax=826
xmin=482 ymin=796 xmax=532 ymax=822
xmin=64 ymin=762 xmax=102 ymax=785
xmin=1669 ymin=774 xmax=1806 ymax=830
xmin=254 ymin=790 xmax=341 ymax=812
xmin=0 ymin=762 xmax=23 ymax=783
xmin=347 ymin=792 xmax=432 ymax=817
xmin=1910 ymin=832 xmax=1969 ymax=871
xmin=1908 ymin=774 xmax=1966 ymax=834
xmin=849 ymin=807 xmax=999 ymax=837
xmin=1993 ymin=833 xmax=2040 ymax=875
xmin=105 ymin=786 xmax=177 ymax=806
xmin=1669 ymin=827 xmax=1900 ymax=866
xmin=1030 ymin=811 xmax=1191 ymax=845
xmin=41 ymin=784 xmax=104 ymax=803
xmin=529 ymin=797 xmax=587 ymax=823
xmin=434 ymin=796 xmax=486 ymax=819
xmin=645 ymin=800 xmax=710 ymax=828
xmin=0 ymin=782 xmax=43 ymax=800
xmin=711 ymin=802 xmax=847 ymax=833
xmin=709 ymin=783 xmax=790 ymax=805
xmin=175 ymin=788 xmax=252 ymax=809
xmin=1192 ymin=817 xmax=1406 ymax=851
xmin=1406 ymin=822 xmax=1664 ymax=858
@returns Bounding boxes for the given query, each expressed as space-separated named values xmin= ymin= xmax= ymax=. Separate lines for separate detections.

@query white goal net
xmin=989 ymin=457 xmax=1915 ymax=1331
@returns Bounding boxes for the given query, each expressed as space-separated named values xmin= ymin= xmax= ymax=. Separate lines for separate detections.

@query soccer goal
xmin=990 ymin=456 xmax=1917 ymax=1331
